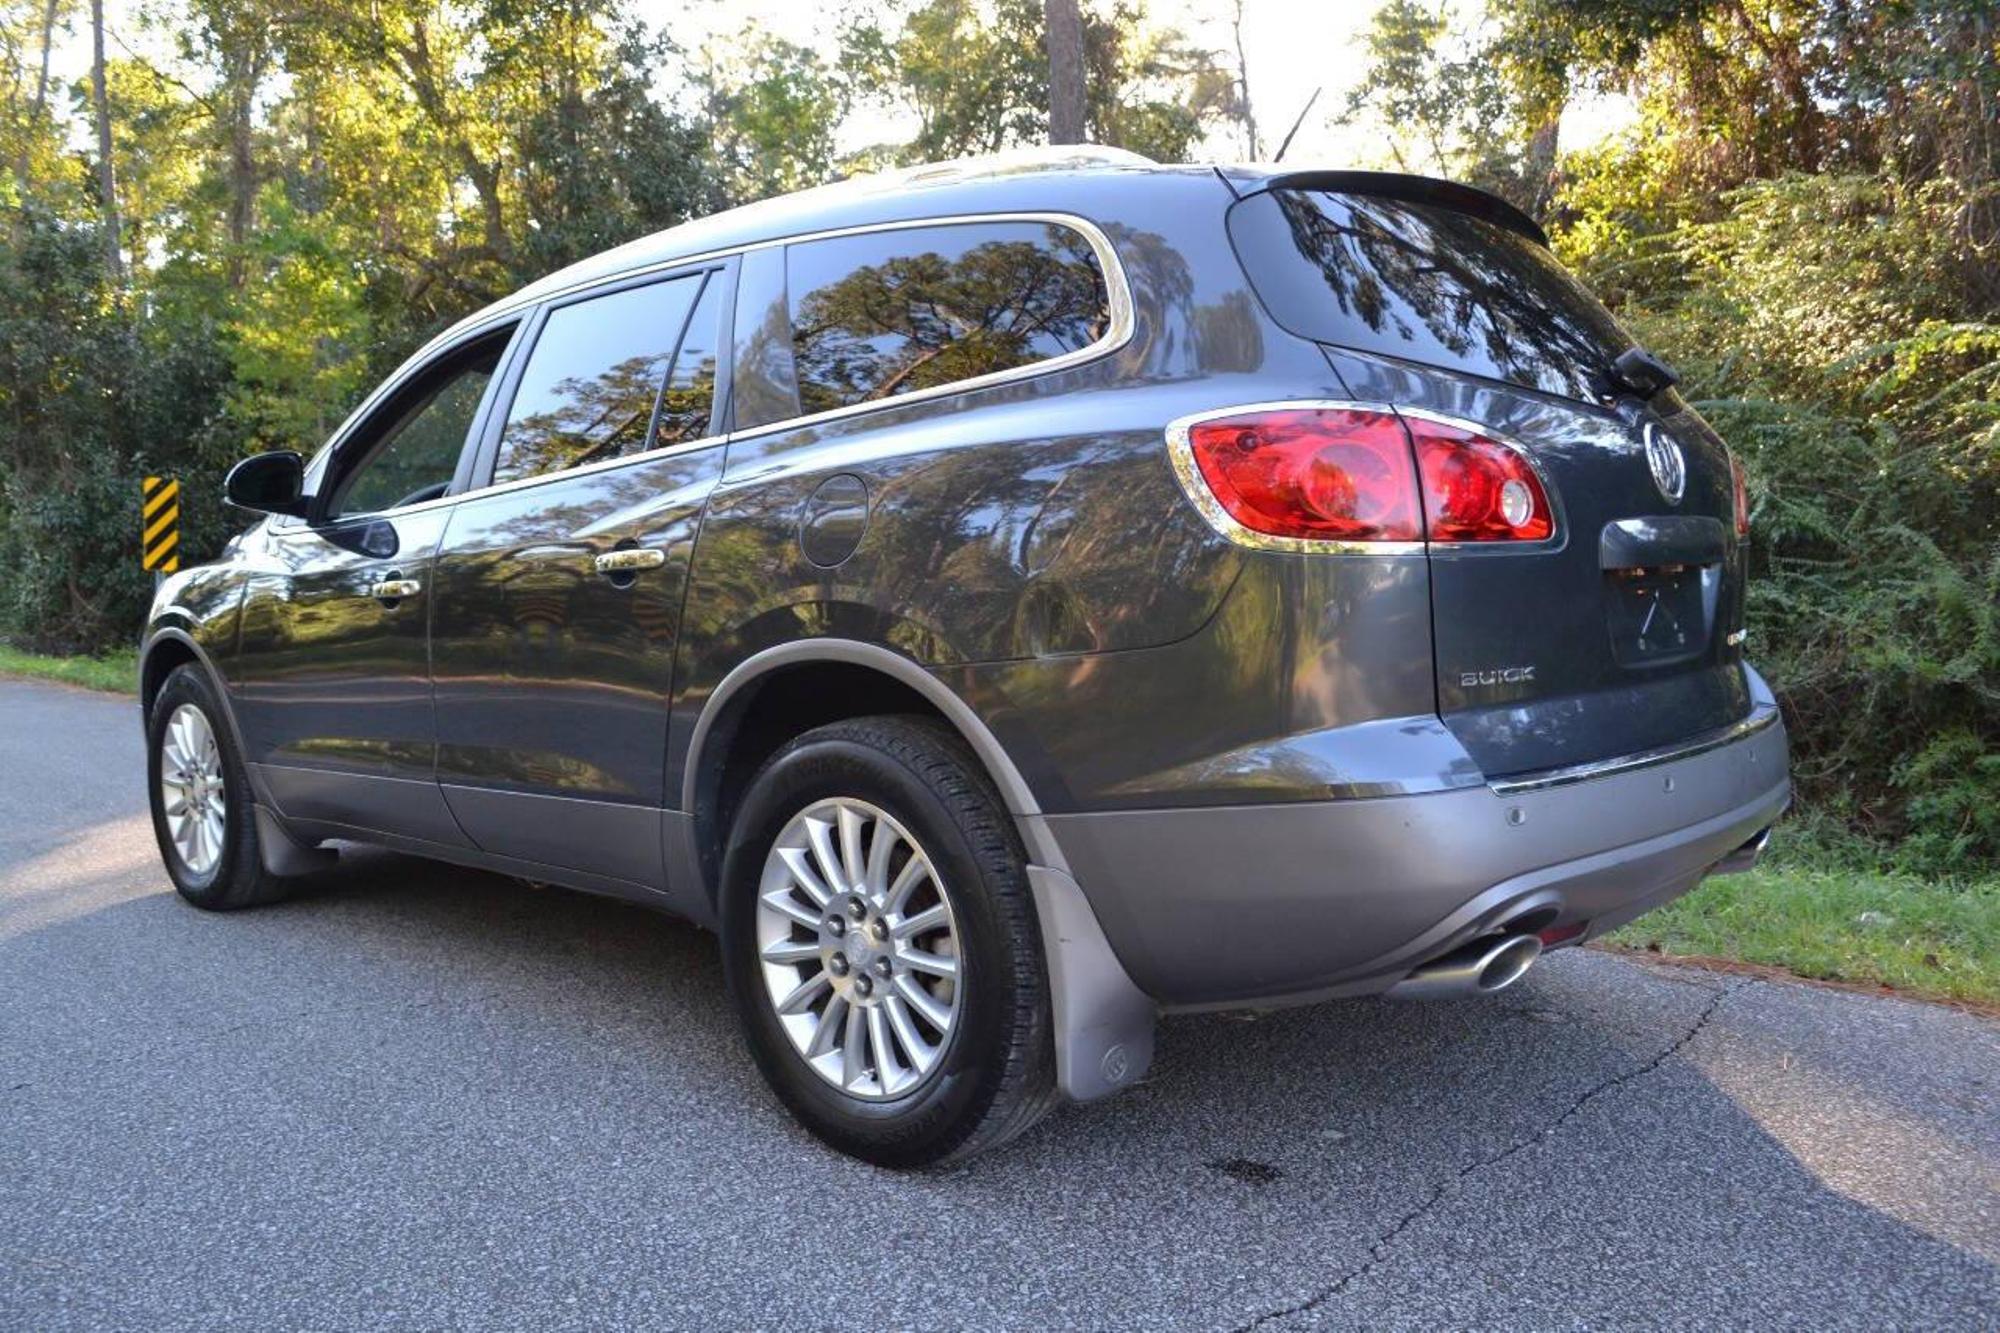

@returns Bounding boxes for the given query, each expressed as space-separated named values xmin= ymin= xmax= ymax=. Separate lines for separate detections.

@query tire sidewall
xmin=147 ymin=665 xmax=257 ymax=907
xmin=721 ymin=730 xmax=1027 ymax=1162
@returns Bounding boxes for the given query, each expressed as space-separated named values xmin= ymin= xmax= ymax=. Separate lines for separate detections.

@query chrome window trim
xmin=1486 ymin=704 xmax=1780 ymax=796
xmin=725 ymin=212 xmax=1134 ymax=443
xmin=280 ymin=212 xmax=1132 ymax=525
xmin=439 ymin=211 xmax=1133 ymax=369
xmin=1163 ymin=400 xmax=1566 ymax=557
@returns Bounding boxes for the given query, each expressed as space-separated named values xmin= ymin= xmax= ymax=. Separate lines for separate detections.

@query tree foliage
xmin=1350 ymin=0 xmax=1998 ymax=871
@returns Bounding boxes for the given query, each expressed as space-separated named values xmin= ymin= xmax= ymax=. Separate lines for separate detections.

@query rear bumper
xmin=1035 ymin=703 xmax=1789 ymax=1009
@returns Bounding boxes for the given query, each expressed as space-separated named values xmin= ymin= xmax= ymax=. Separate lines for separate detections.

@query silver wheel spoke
xmin=776 ymin=969 xmax=830 ymax=1015
xmin=895 ymin=973 xmax=952 ymax=1032
xmin=863 ymin=818 xmax=897 ymax=896
xmin=840 ymin=1001 xmax=868 ymax=1086
xmin=899 ymin=948 xmax=958 ymax=981
xmin=776 ymin=847 xmax=833 ymax=907
xmin=892 ymin=903 xmax=948 ymax=939
xmin=761 ymin=888 xmax=820 ymax=930
xmin=754 ymin=796 xmax=962 ymax=1102
xmin=804 ymin=816 xmax=847 ymax=896
xmin=760 ymin=937 xmax=821 ymax=966
xmin=884 ymin=995 xmax=934 ymax=1070
xmin=884 ymin=854 xmax=930 ymax=915
xmin=836 ymin=804 xmax=867 ymax=894
xmin=807 ymin=995 xmax=847 ymax=1058
xmin=866 ymin=1006 xmax=901 ymax=1091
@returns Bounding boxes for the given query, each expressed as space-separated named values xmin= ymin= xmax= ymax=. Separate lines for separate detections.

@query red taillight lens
xmin=1184 ymin=408 xmax=1422 ymax=543
xmin=1408 ymin=419 xmax=1553 ymax=543
xmin=1730 ymin=454 xmax=1750 ymax=537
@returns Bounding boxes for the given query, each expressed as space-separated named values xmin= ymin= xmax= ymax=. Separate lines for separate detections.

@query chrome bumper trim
xmin=1487 ymin=705 xmax=1781 ymax=796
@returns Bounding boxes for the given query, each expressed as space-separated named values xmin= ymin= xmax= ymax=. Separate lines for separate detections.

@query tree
xmin=87 ymin=0 xmax=120 ymax=281
xmin=847 ymin=0 xmax=1231 ymax=165
xmin=1045 ymin=0 xmax=1084 ymax=144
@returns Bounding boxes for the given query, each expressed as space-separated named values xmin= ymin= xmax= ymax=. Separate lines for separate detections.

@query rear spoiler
xmin=1214 ymin=167 xmax=1549 ymax=249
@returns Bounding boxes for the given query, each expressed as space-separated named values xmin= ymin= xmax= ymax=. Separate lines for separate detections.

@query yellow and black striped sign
xmin=142 ymin=476 xmax=180 ymax=573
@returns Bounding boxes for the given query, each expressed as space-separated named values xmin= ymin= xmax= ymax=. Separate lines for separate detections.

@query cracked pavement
xmin=3 ymin=678 xmax=1997 ymax=1329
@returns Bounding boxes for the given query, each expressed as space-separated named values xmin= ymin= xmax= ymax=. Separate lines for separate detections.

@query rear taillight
xmin=1182 ymin=407 xmax=1422 ymax=543
xmin=1730 ymin=454 xmax=1750 ymax=537
xmin=1173 ymin=406 xmax=1553 ymax=546
xmin=1406 ymin=417 xmax=1553 ymax=543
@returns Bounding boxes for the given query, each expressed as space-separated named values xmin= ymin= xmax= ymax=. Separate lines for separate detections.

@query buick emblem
xmin=1643 ymin=423 xmax=1686 ymax=504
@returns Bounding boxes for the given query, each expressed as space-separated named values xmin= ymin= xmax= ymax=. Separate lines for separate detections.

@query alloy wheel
xmin=160 ymin=703 xmax=226 ymax=878
xmin=754 ymin=797 xmax=963 ymax=1100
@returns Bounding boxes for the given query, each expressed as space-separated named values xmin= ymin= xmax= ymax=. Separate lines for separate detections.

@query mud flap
xmin=1027 ymin=864 xmax=1157 ymax=1101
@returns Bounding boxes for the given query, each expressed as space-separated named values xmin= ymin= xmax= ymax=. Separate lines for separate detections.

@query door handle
xmin=593 ymin=548 xmax=666 ymax=576
xmin=369 ymin=577 xmax=421 ymax=600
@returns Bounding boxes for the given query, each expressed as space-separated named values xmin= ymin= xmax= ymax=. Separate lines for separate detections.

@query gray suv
xmin=139 ymin=148 xmax=1791 ymax=1165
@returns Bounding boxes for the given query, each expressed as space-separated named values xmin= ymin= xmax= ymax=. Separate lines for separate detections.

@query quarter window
xmin=493 ymin=274 xmax=706 ymax=486
xmin=786 ymin=221 xmax=1111 ymax=415
xmin=654 ymin=274 xmax=724 ymax=448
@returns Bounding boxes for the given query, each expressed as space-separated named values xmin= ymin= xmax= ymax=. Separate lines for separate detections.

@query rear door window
xmin=785 ymin=221 xmax=1111 ymax=416
xmin=492 ymin=274 xmax=706 ymax=485
xmin=1228 ymin=189 xmax=1635 ymax=402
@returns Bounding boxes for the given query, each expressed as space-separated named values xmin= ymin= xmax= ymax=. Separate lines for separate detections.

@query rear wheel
xmin=147 ymin=663 xmax=296 ymax=910
xmin=721 ymin=717 xmax=1056 ymax=1166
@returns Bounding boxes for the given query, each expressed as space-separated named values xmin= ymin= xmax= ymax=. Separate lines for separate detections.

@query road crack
xmin=1231 ymin=978 xmax=1749 ymax=1331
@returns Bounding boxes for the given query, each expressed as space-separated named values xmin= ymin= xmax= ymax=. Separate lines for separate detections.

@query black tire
xmin=720 ymin=716 xmax=1058 ymax=1167
xmin=146 ymin=663 xmax=296 ymax=910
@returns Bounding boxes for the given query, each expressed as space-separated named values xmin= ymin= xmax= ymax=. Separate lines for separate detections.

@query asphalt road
xmin=2 ymin=677 xmax=1996 ymax=1330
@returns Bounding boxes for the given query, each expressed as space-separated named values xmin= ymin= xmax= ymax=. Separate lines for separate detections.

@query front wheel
xmin=146 ymin=663 xmax=296 ymax=910
xmin=720 ymin=717 xmax=1057 ymax=1166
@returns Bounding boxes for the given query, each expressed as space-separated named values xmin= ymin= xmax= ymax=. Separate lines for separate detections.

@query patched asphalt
xmin=2 ymin=677 xmax=1995 ymax=1329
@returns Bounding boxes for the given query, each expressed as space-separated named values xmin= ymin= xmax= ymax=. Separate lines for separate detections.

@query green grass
xmin=0 ymin=644 xmax=138 ymax=694
xmin=1610 ymin=861 xmax=2000 ymax=1009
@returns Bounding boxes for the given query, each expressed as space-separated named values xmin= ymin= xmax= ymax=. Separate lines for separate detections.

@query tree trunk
xmin=89 ymin=0 xmax=122 ymax=284
xmin=1045 ymin=0 xmax=1086 ymax=145
xmin=1524 ymin=112 xmax=1560 ymax=218
xmin=1231 ymin=0 xmax=1259 ymax=159
xmin=14 ymin=0 xmax=60 ymax=197
xmin=226 ymin=75 xmax=257 ymax=288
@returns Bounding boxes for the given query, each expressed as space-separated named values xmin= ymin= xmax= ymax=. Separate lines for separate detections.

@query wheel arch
xmin=139 ymin=628 xmax=273 ymax=810
xmin=140 ymin=628 xmax=213 ymax=716
xmin=680 ymin=640 xmax=1066 ymax=908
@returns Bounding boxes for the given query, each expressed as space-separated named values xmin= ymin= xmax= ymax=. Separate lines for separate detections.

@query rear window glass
xmin=1229 ymin=189 xmax=1634 ymax=402
xmin=786 ymin=221 xmax=1111 ymax=416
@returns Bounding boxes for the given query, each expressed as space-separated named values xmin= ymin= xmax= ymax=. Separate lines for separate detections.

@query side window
xmin=493 ymin=274 xmax=703 ymax=485
xmin=653 ymin=274 xmax=723 ymax=448
xmin=327 ymin=342 xmax=503 ymax=520
xmin=786 ymin=221 xmax=1111 ymax=416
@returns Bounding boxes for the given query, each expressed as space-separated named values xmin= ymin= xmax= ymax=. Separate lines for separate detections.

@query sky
xmin=50 ymin=0 xmax=1637 ymax=170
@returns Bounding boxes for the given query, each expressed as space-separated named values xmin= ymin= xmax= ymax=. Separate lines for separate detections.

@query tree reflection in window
xmin=494 ymin=275 xmax=703 ymax=485
xmin=1269 ymin=191 xmax=1634 ymax=402
xmin=654 ymin=274 xmax=723 ymax=447
xmin=788 ymin=223 xmax=1110 ymax=416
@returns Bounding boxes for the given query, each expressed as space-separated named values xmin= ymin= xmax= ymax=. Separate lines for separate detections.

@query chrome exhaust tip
xmin=1711 ymin=824 xmax=1774 ymax=877
xmin=1386 ymin=933 xmax=1544 ymax=1001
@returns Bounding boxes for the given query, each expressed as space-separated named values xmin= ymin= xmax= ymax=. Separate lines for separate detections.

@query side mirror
xmin=224 ymin=451 xmax=308 ymax=517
